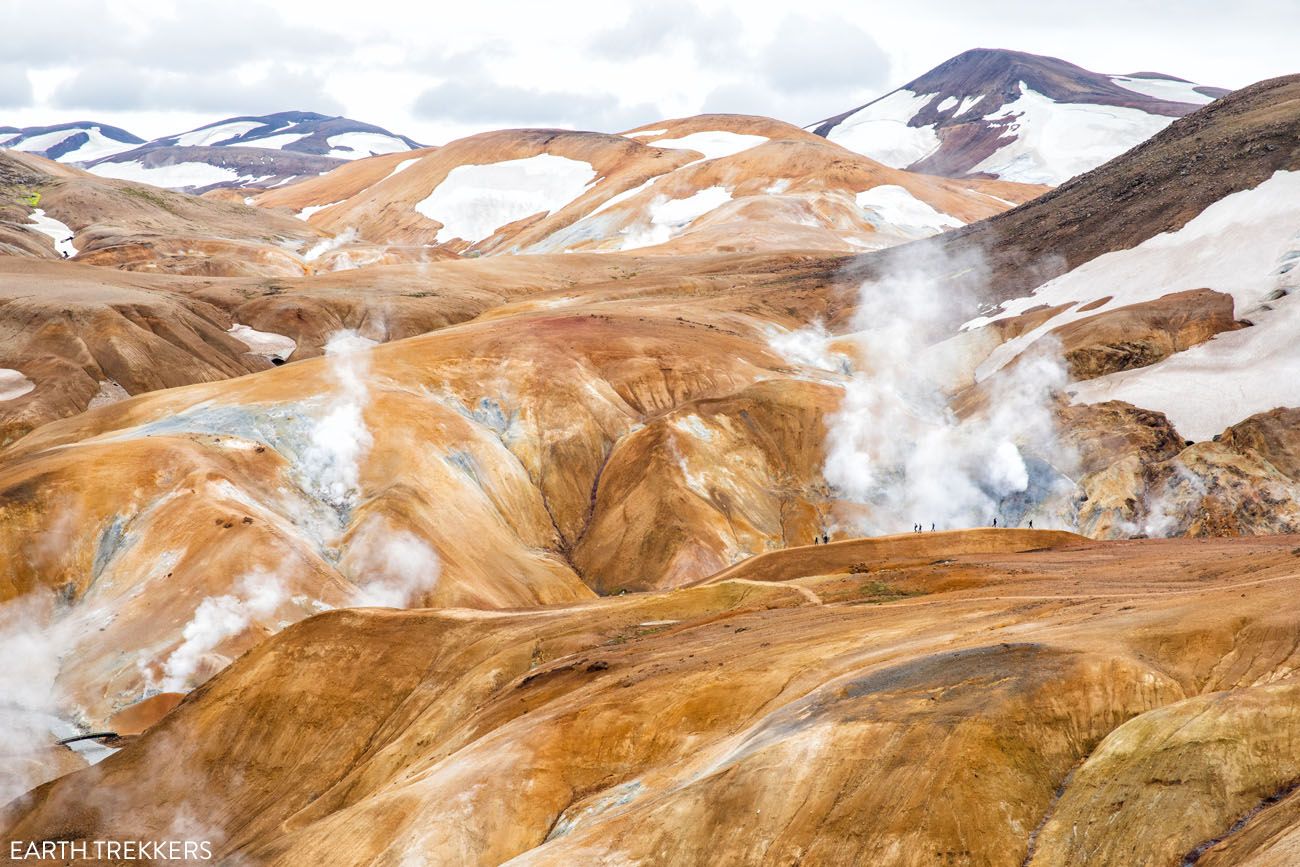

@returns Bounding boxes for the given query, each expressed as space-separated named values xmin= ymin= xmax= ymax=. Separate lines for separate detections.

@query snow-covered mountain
xmin=0 ymin=121 xmax=144 ymax=163
xmin=143 ymin=111 xmax=423 ymax=160
xmin=71 ymin=111 xmax=427 ymax=193
xmin=811 ymin=48 xmax=1230 ymax=185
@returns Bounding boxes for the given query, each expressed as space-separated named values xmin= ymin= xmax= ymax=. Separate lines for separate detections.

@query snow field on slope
xmin=173 ymin=120 xmax=265 ymax=148
xmin=327 ymin=132 xmax=412 ymax=159
xmin=965 ymin=169 xmax=1300 ymax=438
xmin=240 ymin=132 xmax=311 ymax=150
xmin=589 ymin=175 xmax=665 ymax=217
xmin=298 ymin=200 xmax=345 ymax=221
xmin=88 ymin=159 xmax=242 ymax=188
xmin=854 ymin=185 xmax=963 ymax=236
xmin=646 ymin=131 xmax=768 ymax=160
xmin=822 ymin=89 xmax=943 ymax=167
xmin=228 ymin=324 xmax=297 ymax=360
xmin=970 ymin=83 xmax=1173 ymax=185
xmin=1069 ymin=296 xmax=1300 ymax=441
xmin=7 ymin=126 xmax=138 ymax=162
xmin=0 ymin=368 xmax=34 ymax=402
xmin=415 ymin=154 xmax=597 ymax=244
xmin=27 ymin=209 xmax=78 ymax=257
xmin=378 ymin=156 xmax=422 ymax=184
xmin=620 ymin=186 xmax=732 ymax=250
xmin=1110 ymin=75 xmax=1217 ymax=105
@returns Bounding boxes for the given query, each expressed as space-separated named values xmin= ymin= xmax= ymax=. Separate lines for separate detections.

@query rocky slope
xmin=812 ymin=48 xmax=1229 ymax=184
xmin=9 ymin=531 xmax=1300 ymax=866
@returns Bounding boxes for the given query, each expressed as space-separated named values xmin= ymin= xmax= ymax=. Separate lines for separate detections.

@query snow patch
xmin=327 ymin=132 xmax=411 ymax=159
xmin=88 ymin=159 xmax=241 ymax=189
xmin=228 ymin=324 xmax=296 ymax=361
xmin=1110 ymin=75 xmax=1217 ymax=106
xmin=0 ymin=368 xmax=34 ymax=401
xmin=855 ymin=185 xmax=963 ymax=237
xmin=415 ymin=154 xmax=597 ymax=244
xmin=646 ymin=131 xmax=768 ymax=161
xmin=822 ymin=89 xmax=943 ymax=168
xmin=27 ymin=209 xmax=78 ymax=257
xmin=240 ymin=132 xmax=310 ymax=150
xmin=376 ymin=156 xmax=422 ymax=185
xmin=970 ymin=83 xmax=1174 ymax=185
xmin=589 ymin=175 xmax=664 ymax=216
xmin=297 ymin=200 xmax=344 ymax=221
xmin=620 ymin=185 xmax=732 ymax=251
xmin=173 ymin=120 xmax=264 ymax=148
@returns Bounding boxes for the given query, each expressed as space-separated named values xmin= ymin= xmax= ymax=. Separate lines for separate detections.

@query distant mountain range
xmin=0 ymin=111 xmax=426 ymax=192
xmin=1 ymin=49 xmax=1233 ymax=191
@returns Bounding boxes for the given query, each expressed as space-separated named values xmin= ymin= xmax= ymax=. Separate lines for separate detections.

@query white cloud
xmin=760 ymin=15 xmax=890 ymax=95
xmin=589 ymin=1 xmax=746 ymax=66
xmin=413 ymin=72 xmax=655 ymax=131
xmin=52 ymin=63 xmax=342 ymax=116
xmin=0 ymin=65 xmax=32 ymax=108
xmin=1 ymin=0 xmax=1289 ymax=146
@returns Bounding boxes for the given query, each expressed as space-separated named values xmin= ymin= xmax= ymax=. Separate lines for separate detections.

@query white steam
xmin=800 ymin=248 xmax=1074 ymax=533
xmin=302 ymin=330 xmax=376 ymax=511
xmin=158 ymin=568 xmax=287 ymax=693
xmin=0 ymin=593 xmax=91 ymax=804
xmin=342 ymin=515 xmax=441 ymax=608
xmin=303 ymin=227 xmax=359 ymax=262
xmin=766 ymin=321 xmax=848 ymax=375
xmin=1140 ymin=461 xmax=1209 ymax=538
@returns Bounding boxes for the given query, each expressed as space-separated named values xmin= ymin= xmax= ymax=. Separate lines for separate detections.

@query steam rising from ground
xmin=303 ymin=227 xmax=359 ymax=262
xmin=343 ymin=515 xmax=442 ymax=607
xmin=158 ymin=568 xmax=287 ymax=692
xmin=776 ymin=247 xmax=1076 ymax=534
xmin=767 ymin=320 xmax=847 ymax=375
xmin=0 ymin=594 xmax=89 ymax=804
xmin=302 ymin=331 xmax=376 ymax=511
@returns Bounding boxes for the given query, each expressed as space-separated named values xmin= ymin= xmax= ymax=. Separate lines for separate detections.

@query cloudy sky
xmin=3 ymin=0 xmax=1296 ymax=144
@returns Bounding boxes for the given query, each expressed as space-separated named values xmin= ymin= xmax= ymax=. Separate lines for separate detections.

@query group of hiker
xmin=814 ymin=516 xmax=1037 ymax=545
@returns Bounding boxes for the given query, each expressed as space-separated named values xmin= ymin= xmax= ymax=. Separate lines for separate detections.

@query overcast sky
xmin=3 ymin=0 xmax=1296 ymax=144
